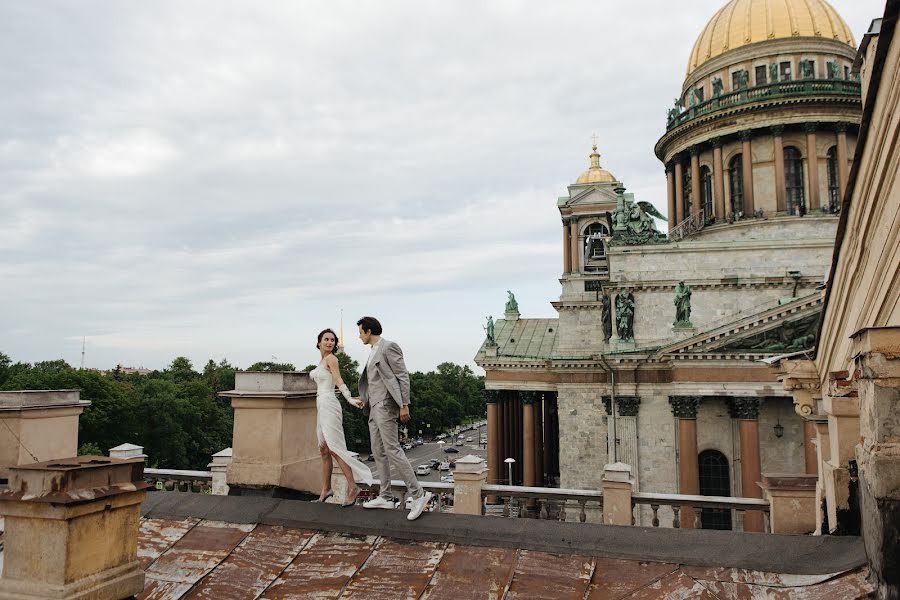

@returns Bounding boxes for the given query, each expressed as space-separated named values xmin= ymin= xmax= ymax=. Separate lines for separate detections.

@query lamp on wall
xmin=774 ymin=419 xmax=784 ymax=438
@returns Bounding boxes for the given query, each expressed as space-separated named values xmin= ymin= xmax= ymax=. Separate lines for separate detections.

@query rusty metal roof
xmin=134 ymin=515 xmax=874 ymax=599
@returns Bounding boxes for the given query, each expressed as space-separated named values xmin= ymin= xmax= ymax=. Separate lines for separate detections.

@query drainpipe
xmin=599 ymin=354 xmax=617 ymax=463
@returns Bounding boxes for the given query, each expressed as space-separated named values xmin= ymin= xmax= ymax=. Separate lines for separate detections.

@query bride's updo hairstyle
xmin=316 ymin=328 xmax=339 ymax=354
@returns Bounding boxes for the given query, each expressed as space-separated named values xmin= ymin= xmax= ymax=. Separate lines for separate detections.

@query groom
xmin=355 ymin=316 xmax=433 ymax=521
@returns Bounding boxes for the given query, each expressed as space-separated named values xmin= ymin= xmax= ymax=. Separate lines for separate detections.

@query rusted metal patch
xmin=260 ymin=532 xmax=378 ymax=599
xmin=506 ymin=550 xmax=594 ymax=599
xmin=138 ymin=517 xmax=201 ymax=570
xmin=681 ymin=565 xmax=849 ymax=587
xmin=697 ymin=567 xmax=875 ymax=600
xmin=340 ymin=537 xmax=446 ymax=600
xmin=421 ymin=544 xmax=518 ymax=600
xmin=619 ymin=571 xmax=718 ymax=600
xmin=137 ymin=579 xmax=194 ymax=600
xmin=182 ymin=525 xmax=314 ymax=599
xmin=138 ymin=521 xmax=255 ymax=600
xmin=586 ymin=558 xmax=678 ymax=599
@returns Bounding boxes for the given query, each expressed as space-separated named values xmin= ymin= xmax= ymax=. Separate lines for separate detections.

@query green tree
xmin=165 ymin=357 xmax=197 ymax=383
xmin=77 ymin=442 xmax=104 ymax=456
xmin=247 ymin=361 xmax=296 ymax=372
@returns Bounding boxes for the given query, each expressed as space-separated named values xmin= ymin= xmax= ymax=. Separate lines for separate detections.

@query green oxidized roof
xmin=475 ymin=318 xmax=558 ymax=361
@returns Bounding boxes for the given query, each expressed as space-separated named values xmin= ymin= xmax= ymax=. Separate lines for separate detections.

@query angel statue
xmin=630 ymin=201 xmax=667 ymax=233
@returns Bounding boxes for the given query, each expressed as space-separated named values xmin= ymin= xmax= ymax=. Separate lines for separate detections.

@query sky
xmin=0 ymin=1 xmax=883 ymax=374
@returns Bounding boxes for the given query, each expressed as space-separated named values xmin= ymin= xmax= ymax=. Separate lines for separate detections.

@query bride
xmin=309 ymin=328 xmax=374 ymax=506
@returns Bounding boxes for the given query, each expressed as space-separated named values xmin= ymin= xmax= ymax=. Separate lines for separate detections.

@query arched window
xmin=784 ymin=146 xmax=805 ymax=215
xmin=583 ymin=222 xmax=609 ymax=259
xmin=700 ymin=166 xmax=713 ymax=218
xmin=728 ymin=154 xmax=744 ymax=216
xmin=826 ymin=146 xmax=840 ymax=211
xmin=682 ymin=165 xmax=693 ymax=217
xmin=699 ymin=449 xmax=732 ymax=530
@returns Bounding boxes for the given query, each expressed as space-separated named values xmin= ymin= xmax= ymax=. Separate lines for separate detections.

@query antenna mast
xmin=80 ymin=337 xmax=85 ymax=370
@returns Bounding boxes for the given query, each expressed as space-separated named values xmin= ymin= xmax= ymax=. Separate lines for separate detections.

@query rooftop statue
xmin=505 ymin=290 xmax=519 ymax=313
xmin=484 ymin=315 xmax=495 ymax=345
xmin=616 ymin=291 xmax=636 ymax=341
xmin=674 ymin=281 xmax=692 ymax=327
xmin=606 ymin=187 xmax=668 ymax=245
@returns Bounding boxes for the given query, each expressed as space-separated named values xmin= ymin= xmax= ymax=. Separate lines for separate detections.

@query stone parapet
xmin=453 ymin=455 xmax=487 ymax=516
xmin=0 ymin=456 xmax=148 ymax=600
xmin=759 ymin=473 xmax=818 ymax=534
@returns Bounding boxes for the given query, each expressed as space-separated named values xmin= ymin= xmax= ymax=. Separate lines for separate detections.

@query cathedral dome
xmin=686 ymin=0 xmax=855 ymax=76
xmin=575 ymin=144 xmax=617 ymax=184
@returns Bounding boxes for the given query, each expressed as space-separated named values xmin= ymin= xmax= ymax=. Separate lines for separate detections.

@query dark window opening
xmin=583 ymin=222 xmax=609 ymax=259
xmin=785 ymin=146 xmax=806 ymax=215
xmin=694 ymin=86 xmax=705 ymax=103
xmin=728 ymin=154 xmax=744 ymax=215
xmin=755 ymin=65 xmax=767 ymax=86
xmin=700 ymin=166 xmax=713 ymax=217
xmin=780 ymin=61 xmax=792 ymax=81
xmin=699 ymin=449 xmax=732 ymax=530
xmin=826 ymin=146 xmax=840 ymax=211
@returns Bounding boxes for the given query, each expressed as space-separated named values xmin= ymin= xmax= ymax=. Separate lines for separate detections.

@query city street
xmin=363 ymin=422 xmax=487 ymax=483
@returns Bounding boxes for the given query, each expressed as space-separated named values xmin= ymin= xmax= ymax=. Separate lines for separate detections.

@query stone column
xmin=562 ymin=218 xmax=571 ymax=273
xmin=728 ymin=397 xmax=764 ymax=533
xmin=690 ymin=147 xmax=701 ymax=216
xmin=836 ymin=123 xmax=849 ymax=201
xmin=499 ymin=392 xmax=508 ymax=477
xmin=670 ymin=396 xmax=701 ymax=528
xmin=0 ymin=390 xmax=90 ymax=480
xmin=601 ymin=463 xmax=634 ymax=526
xmin=485 ymin=390 xmax=501 ymax=495
xmin=0 ymin=456 xmax=148 ymax=600
xmin=666 ymin=163 xmax=676 ymax=231
xmin=804 ymin=421 xmax=818 ymax=475
xmin=810 ymin=415 xmax=831 ymax=534
xmin=521 ymin=392 xmax=538 ymax=490
xmin=712 ymin=137 xmax=726 ymax=220
xmin=615 ymin=396 xmax=641 ymax=490
xmin=850 ymin=327 xmax=900 ymax=596
xmin=219 ymin=371 xmax=320 ymax=496
xmin=773 ymin=125 xmax=787 ymax=212
xmin=453 ymin=455 xmax=487 ymax=516
xmin=569 ymin=219 xmax=580 ymax=274
xmin=514 ymin=392 xmax=523 ymax=483
xmin=674 ymin=161 xmax=685 ymax=224
xmin=823 ymin=388 xmax=859 ymax=533
xmin=535 ymin=393 xmax=544 ymax=486
xmin=740 ymin=130 xmax=755 ymax=214
xmin=542 ymin=394 xmax=552 ymax=483
xmin=805 ymin=123 xmax=820 ymax=210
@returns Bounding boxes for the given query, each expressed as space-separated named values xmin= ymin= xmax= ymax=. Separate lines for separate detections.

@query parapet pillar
xmin=822 ymin=370 xmax=860 ymax=533
xmin=219 ymin=371 xmax=320 ymax=497
xmin=454 ymin=455 xmax=487 ymax=516
xmin=601 ymin=462 xmax=634 ymax=526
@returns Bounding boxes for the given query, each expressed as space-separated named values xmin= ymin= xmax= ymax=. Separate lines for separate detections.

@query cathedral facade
xmin=475 ymin=0 xmax=863 ymax=531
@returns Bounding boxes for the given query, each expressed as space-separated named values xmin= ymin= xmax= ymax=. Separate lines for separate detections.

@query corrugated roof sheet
xmin=475 ymin=318 xmax=559 ymax=361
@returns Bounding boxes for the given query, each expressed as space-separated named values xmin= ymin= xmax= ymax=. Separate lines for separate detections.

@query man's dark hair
xmin=356 ymin=316 xmax=382 ymax=336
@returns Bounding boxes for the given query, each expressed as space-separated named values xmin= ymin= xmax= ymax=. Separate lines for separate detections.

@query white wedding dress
xmin=310 ymin=362 xmax=374 ymax=485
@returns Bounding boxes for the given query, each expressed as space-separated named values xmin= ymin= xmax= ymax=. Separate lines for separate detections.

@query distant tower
xmin=338 ymin=309 xmax=345 ymax=352
xmin=80 ymin=337 xmax=85 ymax=370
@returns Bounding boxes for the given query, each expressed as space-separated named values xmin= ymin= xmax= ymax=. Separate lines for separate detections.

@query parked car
xmin=428 ymin=459 xmax=441 ymax=468
xmin=443 ymin=447 xmax=459 ymax=453
xmin=415 ymin=464 xmax=431 ymax=475
xmin=438 ymin=461 xmax=451 ymax=471
xmin=402 ymin=443 xmax=413 ymax=451
xmin=435 ymin=433 xmax=447 ymax=440
xmin=440 ymin=475 xmax=454 ymax=483
xmin=466 ymin=437 xmax=473 ymax=442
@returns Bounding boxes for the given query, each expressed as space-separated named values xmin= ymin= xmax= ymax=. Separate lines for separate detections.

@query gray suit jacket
xmin=358 ymin=338 xmax=410 ymax=415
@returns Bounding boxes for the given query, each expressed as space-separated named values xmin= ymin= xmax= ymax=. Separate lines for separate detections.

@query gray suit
xmin=359 ymin=338 xmax=422 ymax=499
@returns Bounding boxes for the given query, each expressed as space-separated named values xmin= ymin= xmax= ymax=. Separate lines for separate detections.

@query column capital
xmin=804 ymin=122 xmax=819 ymax=133
xmin=483 ymin=389 xmax=502 ymax=404
xmin=665 ymin=160 xmax=676 ymax=172
xmin=740 ymin=129 xmax=753 ymax=141
xmin=689 ymin=145 xmax=701 ymax=156
xmin=669 ymin=396 xmax=700 ymax=419
xmin=616 ymin=396 xmax=641 ymax=416
xmin=710 ymin=136 xmax=723 ymax=148
xmin=833 ymin=121 xmax=849 ymax=133
xmin=727 ymin=397 xmax=762 ymax=419
xmin=520 ymin=391 xmax=541 ymax=405
xmin=561 ymin=216 xmax=571 ymax=225
xmin=771 ymin=124 xmax=785 ymax=137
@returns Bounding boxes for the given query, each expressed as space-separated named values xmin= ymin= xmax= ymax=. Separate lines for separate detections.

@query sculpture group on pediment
xmin=606 ymin=188 xmax=668 ymax=246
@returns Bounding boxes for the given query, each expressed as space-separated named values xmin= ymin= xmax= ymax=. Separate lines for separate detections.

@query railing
xmin=669 ymin=210 xmax=705 ymax=242
xmin=144 ymin=468 xmax=213 ymax=493
xmin=482 ymin=483 xmax=602 ymax=521
xmin=632 ymin=491 xmax=770 ymax=532
xmin=667 ymin=78 xmax=861 ymax=130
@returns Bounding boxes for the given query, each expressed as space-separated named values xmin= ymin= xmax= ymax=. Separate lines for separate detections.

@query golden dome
xmin=575 ymin=144 xmax=617 ymax=184
xmin=687 ymin=0 xmax=856 ymax=75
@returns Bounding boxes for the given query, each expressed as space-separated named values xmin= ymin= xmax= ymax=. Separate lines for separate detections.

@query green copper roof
xmin=475 ymin=318 xmax=558 ymax=361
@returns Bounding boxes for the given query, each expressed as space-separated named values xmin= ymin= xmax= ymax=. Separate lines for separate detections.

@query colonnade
xmin=664 ymin=122 xmax=852 ymax=230
xmin=484 ymin=390 xmax=559 ymax=491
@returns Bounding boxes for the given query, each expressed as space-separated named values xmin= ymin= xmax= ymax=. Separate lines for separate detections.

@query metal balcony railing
xmin=667 ymin=78 xmax=862 ymax=130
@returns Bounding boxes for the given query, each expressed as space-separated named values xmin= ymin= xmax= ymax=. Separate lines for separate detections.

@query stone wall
xmin=556 ymin=384 xmax=608 ymax=490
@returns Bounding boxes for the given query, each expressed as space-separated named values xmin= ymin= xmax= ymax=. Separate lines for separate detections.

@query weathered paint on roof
xmin=135 ymin=517 xmax=875 ymax=599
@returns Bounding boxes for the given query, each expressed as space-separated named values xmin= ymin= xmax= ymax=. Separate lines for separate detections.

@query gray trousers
xmin=367 ymin=398 xmax=422 ymax=500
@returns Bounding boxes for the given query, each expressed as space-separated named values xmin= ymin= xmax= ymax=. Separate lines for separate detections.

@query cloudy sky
xmin=1 ymin=1 xmax=882 ymax=373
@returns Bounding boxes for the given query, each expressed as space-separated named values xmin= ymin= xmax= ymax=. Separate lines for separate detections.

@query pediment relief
xmin=565 ymin=185 xmax=619 ymax=208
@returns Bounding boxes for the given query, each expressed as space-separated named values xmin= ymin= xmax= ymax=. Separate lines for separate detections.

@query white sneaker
xmin=362 ymin=496 xmax=395 ymax=509
xmin=407 ymin=491 xmax=433 ymax=521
